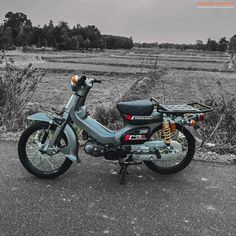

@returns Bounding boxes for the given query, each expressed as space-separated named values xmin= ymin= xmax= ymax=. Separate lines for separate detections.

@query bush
xmin=93 ymin=106 xmax=122 ymax=130
xmin=199 ymin=80 xmax=236 ymax=154
xmin=0 ymin=51 xmax=44 ymax=131
xmin=201 ymin=94 xmax=236 ymax=154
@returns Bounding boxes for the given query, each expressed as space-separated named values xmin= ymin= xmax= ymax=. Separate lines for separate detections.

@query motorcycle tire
xmin=18 ymin=122 xmax=73 ymax=178
xmin=144 ymin=123 xmax=195 ymax=174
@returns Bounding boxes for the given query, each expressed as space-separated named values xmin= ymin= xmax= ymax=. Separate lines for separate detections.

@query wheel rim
xmin=149 ymin=128 xmax=189 ymax=168
xmin=25 ymin=128 xmax=67 ymax=172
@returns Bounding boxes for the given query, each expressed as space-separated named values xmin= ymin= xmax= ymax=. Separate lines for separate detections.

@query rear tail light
xmin=197 ymin=113 xmax=205 ymax=121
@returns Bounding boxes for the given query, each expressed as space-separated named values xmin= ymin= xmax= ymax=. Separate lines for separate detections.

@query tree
xmin=230 ymin=35 xmax=236 ymax=65
xmin=102 ymin=35 xmax=134 ymax=49
xmin=84 ymin=25 xmax=101 ymax=48
xmin=217 ymin=37 xmax=228 ymax=52
xmin=230 ymin=35 xmax=236 ymax=53
xmin=4 ymin=12 xmax=31 ymax=46
xmin=0 ymin=26 xmax=13 ymax=49
xmin=0 ymin=11 xmax=135 ymax=50
xmin=43 ymin=20 xmax=55 ymax=47
xmin=196 ymin=40 xmax=206 ymax=51
xmin=206 ymin=38 xmax=218 ymax=51
xmin=30 ymin=26 xmax=44 ymax=47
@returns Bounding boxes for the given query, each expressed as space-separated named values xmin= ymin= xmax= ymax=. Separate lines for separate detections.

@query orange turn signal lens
xmin=71 ymin=75 xmax=79 ymax=85
xmin=190 ymin=119 xmax=196 ymax=127
xmin=170 ymin=122 xmax=176 ymax=132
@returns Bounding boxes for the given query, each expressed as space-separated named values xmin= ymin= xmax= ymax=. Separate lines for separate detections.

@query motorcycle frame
xmin=27 ymin=82 xmax=202 ymax=162
xmin=28 ymin=91 xmax=163 ymax=162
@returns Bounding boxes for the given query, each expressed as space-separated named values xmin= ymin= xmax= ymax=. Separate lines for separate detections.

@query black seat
xmin=116 ymin=100 xmax=154 ymax=115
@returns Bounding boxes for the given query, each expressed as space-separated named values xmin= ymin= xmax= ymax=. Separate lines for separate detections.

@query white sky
xmin=0 ymin=0 xmax=236 ymax=43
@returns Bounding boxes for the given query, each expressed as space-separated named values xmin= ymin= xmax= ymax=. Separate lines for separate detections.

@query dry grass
xmin=0 ymin=51 xmax=44 ymax=131
xmin=201 ymin=81 xmax=236 ymax=154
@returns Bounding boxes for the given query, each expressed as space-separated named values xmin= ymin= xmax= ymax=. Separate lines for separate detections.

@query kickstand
xmin=119 ymin=163 xmax=129 ymax=185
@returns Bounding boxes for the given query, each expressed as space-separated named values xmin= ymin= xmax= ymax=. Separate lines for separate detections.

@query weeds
xmin=201 ymin=82 xmax=236 ymax=154
xmin=0 ymin=51 xmax=44 ymax=131
xmin=93 ymin=106 xmax=122 ymax=130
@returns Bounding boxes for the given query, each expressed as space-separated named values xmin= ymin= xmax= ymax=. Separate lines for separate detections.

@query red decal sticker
xmin=124 ymin=115 xmax=133 ymax=120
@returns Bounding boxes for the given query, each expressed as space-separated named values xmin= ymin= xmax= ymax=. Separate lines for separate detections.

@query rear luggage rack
xmin=158 ymin=102 xmax=213 ymax=114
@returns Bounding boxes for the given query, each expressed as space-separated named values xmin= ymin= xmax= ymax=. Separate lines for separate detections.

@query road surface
xmin=0 ymin=141 xmax=235 ymax=236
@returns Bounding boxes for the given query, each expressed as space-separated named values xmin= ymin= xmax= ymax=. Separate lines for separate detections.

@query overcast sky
xmin=0 ymin=0 xmax=236 ymax=43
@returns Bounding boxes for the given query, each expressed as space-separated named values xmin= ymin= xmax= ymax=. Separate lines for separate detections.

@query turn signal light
xmin=197 ymin=113 xmax=204 ymax=121
xmin=190 ymin=119 xmax=196 ymax=127
xmin=170 ymin=122 xmax=176 ymax=132
xmin=71 ymin=75 xmax=79 ymax=85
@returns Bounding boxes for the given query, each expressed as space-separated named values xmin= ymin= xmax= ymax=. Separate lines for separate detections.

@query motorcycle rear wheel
xmin=18 ymin=122 xmax=73 ymax=178
xmin=144 ymin=123 xmax=195 ymax=174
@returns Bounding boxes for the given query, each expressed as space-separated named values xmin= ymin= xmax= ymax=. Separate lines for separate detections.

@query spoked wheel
xmin=144 ymin=123 xmax=195 ymax=174
xmin=18 ymin=122 xmax=72 ymax=178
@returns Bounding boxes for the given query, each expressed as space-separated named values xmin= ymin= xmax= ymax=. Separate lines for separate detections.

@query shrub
xmin=93 ymin=106 xmax=122 ymax=130
xmin=0 ymin=51 xmax=44 ymax=131
xmin=201 ymin=92 xmax=236 ymax=154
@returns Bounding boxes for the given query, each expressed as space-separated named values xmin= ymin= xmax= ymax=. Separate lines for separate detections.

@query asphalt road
xmin=0 ymin=141 xmax=235 ymax=236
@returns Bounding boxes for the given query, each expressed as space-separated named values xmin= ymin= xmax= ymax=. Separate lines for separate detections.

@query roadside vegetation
xmin=201 ymin=82 xmax=236 ymax=154
xmin=0 ymin=51 xmax=44 ymax=130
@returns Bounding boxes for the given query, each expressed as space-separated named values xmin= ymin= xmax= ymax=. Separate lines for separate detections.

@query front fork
xmin=46 ymin=94 xmax=79 ymax=156
xmin=46 ymin=113 xmax=69 ymax=156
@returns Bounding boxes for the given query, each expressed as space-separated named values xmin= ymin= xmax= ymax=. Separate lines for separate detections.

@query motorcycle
xmin=18 ymin=75 xmax=213 ymax=184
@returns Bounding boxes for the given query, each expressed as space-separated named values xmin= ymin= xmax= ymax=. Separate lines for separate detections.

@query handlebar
xmin=93 ymin=79 xmax=102 ymax=84
xmin=85 ymin=77 xmax=102 ymax=87
xmin=71 ymin=74 xmax=102 ymax=92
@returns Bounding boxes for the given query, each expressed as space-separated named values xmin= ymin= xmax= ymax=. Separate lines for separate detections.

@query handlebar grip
xmin=94 ymin=79 xmax=102 ymax=83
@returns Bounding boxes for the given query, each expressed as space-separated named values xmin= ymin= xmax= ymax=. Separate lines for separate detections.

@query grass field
xmin=3 ymin=48 xmax=236 ymax=113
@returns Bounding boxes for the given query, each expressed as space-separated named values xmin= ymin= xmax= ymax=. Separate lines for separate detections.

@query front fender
xmin=27 ymin=113 xmax=80 ymax=162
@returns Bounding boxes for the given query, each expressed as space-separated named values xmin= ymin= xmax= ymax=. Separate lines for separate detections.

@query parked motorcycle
xmin=18 ymin=75 xmax=212 ymax=183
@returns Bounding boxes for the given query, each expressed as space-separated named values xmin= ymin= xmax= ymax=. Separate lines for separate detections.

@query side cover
xmin=27 ymin=113 xmax=80 ymax=162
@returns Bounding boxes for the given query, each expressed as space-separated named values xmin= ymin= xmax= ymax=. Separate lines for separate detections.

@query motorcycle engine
xmin=84 ymin=140 xmax=129 ymax=160
xmin=84 ymin=140 xmax=104 ymax=157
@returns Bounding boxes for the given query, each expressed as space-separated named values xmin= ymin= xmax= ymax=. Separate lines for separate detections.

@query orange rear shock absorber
xmin=162 ymin=118 xmax=171 ymax=146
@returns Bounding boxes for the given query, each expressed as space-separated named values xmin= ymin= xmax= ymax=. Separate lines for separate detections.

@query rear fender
xmin=184 ymin=125 xmax=203 ymax=147
xmin=174 ymin=116 xmax=202 ymax=147
xmin=27 ymin=113 xmax=80 ymax=162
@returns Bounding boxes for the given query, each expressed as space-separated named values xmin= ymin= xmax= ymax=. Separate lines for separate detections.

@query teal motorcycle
xmin=18 ymin=75 xmax=212 ymax=183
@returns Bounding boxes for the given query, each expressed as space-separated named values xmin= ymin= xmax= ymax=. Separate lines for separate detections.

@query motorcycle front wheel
xmin=144 ymin=123 xmax=195 ymax=174
xmin=18 ymin=122 xmax=73 ymax=178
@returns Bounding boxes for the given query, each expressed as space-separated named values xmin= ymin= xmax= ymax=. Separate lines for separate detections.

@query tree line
xmin=135 ymin=37 xmax=236 ymax=52
xmin=0 ymin=12 xmax=134 ymax=50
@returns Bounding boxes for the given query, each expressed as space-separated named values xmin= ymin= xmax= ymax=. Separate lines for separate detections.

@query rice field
xmin=3 ymin=48 xmax=236 ymax=113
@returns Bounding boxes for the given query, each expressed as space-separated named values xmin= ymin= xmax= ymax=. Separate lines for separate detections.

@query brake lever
xmin=86 ymin=78 xmax=102 ymax=87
